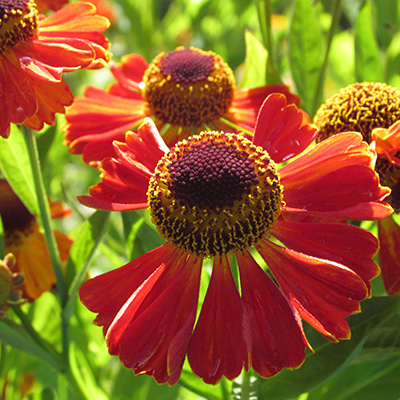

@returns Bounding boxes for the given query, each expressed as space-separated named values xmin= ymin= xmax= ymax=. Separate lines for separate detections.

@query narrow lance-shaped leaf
xmin=0 ymin=125 xmax=39 ymax=216
xmin=288 ymin=0 xmax=324 ymax=115
xmin=257 ymin=296 xmax=400 ymax=400
xmin=354 ymin=0 xmax=384 ymax=82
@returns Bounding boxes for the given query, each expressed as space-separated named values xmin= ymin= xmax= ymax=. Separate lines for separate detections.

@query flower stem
xmin=312 ymin=0 xmax=343 ymax=114
xmin=255 ymin=0 xmax=275 ymax=66
xmin=240 ymin=369 xmax=251 ymax=400
xmin=21 ymin=126 xmax=70 ymax=367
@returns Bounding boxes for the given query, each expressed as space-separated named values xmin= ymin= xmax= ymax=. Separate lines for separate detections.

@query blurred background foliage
xmin=2 ymin=0 xmax=400 ymax=399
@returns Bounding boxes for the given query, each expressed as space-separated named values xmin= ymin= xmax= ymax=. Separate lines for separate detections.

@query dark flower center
xmin=159 ymin=48 xmax=215 ymax=85
xmin=142 ymin=47 xmax=235 ymax=129
xmin=148 ymin=131 xmax=282 ymax=258
xmin=0 ymin=0 xmax=38 ymax=53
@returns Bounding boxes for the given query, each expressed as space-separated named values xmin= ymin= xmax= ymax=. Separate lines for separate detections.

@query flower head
xmin=63 ymin=46 xmax=301 ymax=165
xmin=0 ymin=179 xmax=73 ymax=300
xmin=0 ymin=0 xmax=110 ymax=138
xmin=314 ymin=82 xmax=400 ymax=296
xmin=78 ymin=94 xmax=392 ymax=385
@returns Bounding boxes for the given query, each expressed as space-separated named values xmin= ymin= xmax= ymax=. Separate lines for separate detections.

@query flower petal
xmin=378 ymin=216 xmax=400 ymax=295
xmin=280 ymin=132 xmax=392 ymax=220
xmin=252 ymin=94 xmax=318 ymax=164
xmin=257 ymin=239 xmax=368 ymax=342
xmin=106 ymin=250 xmax=202 ymax=385
xmin=0 ymin=52 xmax=37 ymax=137
xmin=79 ymin=242 xmax=177 ymax=333
xmin=109 ymin=53 xmax=148 ymax=94
xmin=271 ymin=220 xmax=380 ymax=295
xmin=63 ymin=86 xmax=146 ymax=163
xmin=236 ymin=250 xmax=308 ymax=378
xmin=223 ymin=85 xmax=300 ymax=132
xmin=23 ymin=78 xmax=74 ymax=131
xmin=188 ymin=255 xmax=250 ymax=384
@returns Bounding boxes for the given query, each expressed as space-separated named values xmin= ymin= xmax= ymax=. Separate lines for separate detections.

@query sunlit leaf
xmin=0 ymin=318 xmax=61 ymax=371
xmin=257 ymin=296 xmax=400 ymax=400
xmin=288 ymin=0 xmax=324 ymax=115
xmin=0 ymin=125 xmax=39 ymax=215
xmin=354 ymin=0 xmax=384 ymax=82
xmin=63 ymin=211 xmax=110 ymax=318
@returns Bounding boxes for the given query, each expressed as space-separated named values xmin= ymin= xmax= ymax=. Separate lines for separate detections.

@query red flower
xmin=0 ymin=180 xmax=74 ymax=300
xmin=63 ymin=46 xmax=301 ymax=165
xmin=371 ymin=122 xmax=400 ymax=295
xmin=79 ymin=94 xmax=392 ymax=385
xmin=0 ymin=0 xmax=110 ymax=138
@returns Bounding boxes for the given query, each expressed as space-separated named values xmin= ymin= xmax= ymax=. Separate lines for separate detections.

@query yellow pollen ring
xmin=147 ymin=131 xmax=283 ymax=258
xmin=142 ymin=47 xmax=235 ymax=128
xmin=0 ymin=0 xmax=38 ymax=53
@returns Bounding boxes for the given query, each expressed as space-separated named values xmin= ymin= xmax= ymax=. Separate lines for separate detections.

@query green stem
xmin=21 ymin=126 xmax=70 ymax=368
xmin=11 ymin=304 xmax=62 ymax=369
xmin=240 ymin=369 xmax=251 ymax=400
xmin=255 ymin=0 xmax=274 ymax=65
xmin=312 ymin=0 xmax=343 ymax=115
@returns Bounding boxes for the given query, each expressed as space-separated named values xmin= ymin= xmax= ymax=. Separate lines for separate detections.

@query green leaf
xmin=179 ymin=370 xmax=229 ymax=400
xmin=0 ymin=319 xmax=61 ymax=371
xmin=0 ymin=125 xmax=39 ymax=215
xmin=288 ymin=0 xmax=324 ymax=115
xmin=354 ymin=0 xmax=384 ymax=82
xmin=257 ymin=296 xmax=400 ymax=400
xmin=69 ymin=343 xmax=109 ymax=400
xmin=372 ymin=0 xmax=399 ymax=50
xmin=110 ymin=368 xmax=180 ymax=400
xmin=122 ymin=210 xmax=164 ymax=261
xmin=239 ymin=30 xmax=282 ymax=88
xmin=63 ymin=211 xmax=110 ymax=318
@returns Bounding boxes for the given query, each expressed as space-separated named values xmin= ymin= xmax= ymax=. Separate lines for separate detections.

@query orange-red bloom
xmin=371 ymin=121 xmax=400 ymax=295
xmin=34 ymin=0 xmax=69 ymax=13
xmin=0 ymin=0 xmax=110 ymax=138
xmin=63 ymin=46 xmax=301 ymax=165
xmin=79 ymin=94 xmax=392 ymax=385
xmin=0 ymin=180 xmax=74 ymax=300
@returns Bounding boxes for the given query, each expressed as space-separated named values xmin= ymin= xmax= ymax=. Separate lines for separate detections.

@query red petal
xmin=282 ymin=165 xmax=392 ymax=220
xmin=79 ymin=242 xmax=177 ymax=334
xmin=64 ymin=86 xmax=146 ymax=163
xmin=252 ymin=94 xmax=318 ymax=164
xmin=237 ymin=250 xmax=308 ymax=377
xmin=109 ymin=53 xmax=148 ymax=93
xmin=107 ymin=251 xmax=202 ymax=385
xmin=378 ymin=216 xmax=400 ymax=295
xmin=188 ymin=255 xmax=250 ymax=384
xmin=257 ymin=239 xmax=368 ymax=341
xmin=271 ymin=220 xmax=380 ymax=295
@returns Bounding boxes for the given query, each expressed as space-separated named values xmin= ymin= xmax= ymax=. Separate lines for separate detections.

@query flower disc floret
xmin=147 ymin=131 xmax=283 ymax=258
xmin=0 ymin=0 xmax=38 ymax=53
xmin=314 ymin=82 xmax=400 ymax=143
xmin=142 ymin=47 xmax=235 ymax=127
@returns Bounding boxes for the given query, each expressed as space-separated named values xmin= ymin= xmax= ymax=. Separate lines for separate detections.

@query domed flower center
xmin=159 ymin=48 xmax=215 ymax=85
xmin=314 ymin=82 xmax=400 ymax=143
xmin=142 ymin=47 xmax=235 ymax=128
xmin=147 ymin=131 xmax=283 ymax=258
xmin=0 ymin=0 xmax=38 ymax=53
